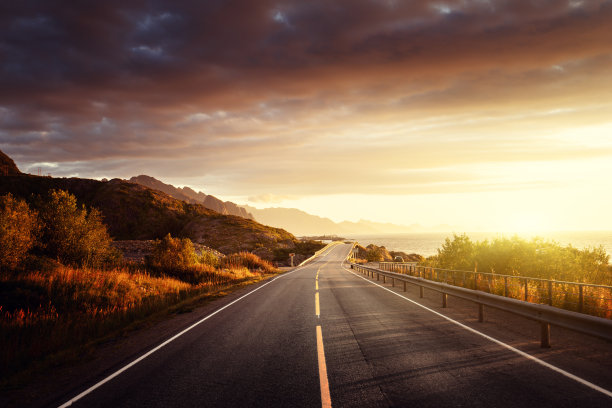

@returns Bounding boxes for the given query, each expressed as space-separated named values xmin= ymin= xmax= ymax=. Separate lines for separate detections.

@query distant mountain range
xmin=242 ymin=205 xmax=453 ymax=236
xmin=129 ymin=175 xmax=452 ymax=236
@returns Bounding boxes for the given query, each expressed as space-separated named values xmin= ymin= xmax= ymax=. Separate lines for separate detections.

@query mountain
xmin=129 ymin=175 xmax=253 ymax=220
xmin=242 ymin=205 xmax=428 ymax=236
xmin=0 ymin=150 xmax=21 ymax=176
xmin=0 ymin=158 xmax=299 ymax=260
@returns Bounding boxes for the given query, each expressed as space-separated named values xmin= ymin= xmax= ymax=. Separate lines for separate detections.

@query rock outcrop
xmin=0 ymin=149 xmax=21 ymax=175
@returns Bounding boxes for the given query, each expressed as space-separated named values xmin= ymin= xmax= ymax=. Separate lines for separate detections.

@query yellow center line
xmin=315 ymin=291 xmax=320 ymax=317
xmin=316 ymin=280 xmax=319 ymax=290
xmin=316 ymin=325 xmax=332 ymax=408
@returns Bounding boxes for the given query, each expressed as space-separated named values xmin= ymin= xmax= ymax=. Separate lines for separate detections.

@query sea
xmin=344 ymin=231 xmax=612 ymax=260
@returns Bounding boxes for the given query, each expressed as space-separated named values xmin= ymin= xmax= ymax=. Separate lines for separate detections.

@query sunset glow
xmin=2 ymin=1 xmax=612 ymax=232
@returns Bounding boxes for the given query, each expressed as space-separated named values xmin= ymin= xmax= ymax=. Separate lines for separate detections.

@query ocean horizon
xmin=344 ymin=231 xmax=612 ymax=260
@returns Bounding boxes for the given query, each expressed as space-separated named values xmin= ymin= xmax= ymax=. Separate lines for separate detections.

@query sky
xmin=1 ymin=1 xmax=612 ymax=232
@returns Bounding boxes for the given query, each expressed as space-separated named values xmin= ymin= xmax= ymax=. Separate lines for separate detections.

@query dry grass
xmin=0 ymin=259 xmax=279 ymax=381
xmin=402 ymin=266 xmax=612 ymax=319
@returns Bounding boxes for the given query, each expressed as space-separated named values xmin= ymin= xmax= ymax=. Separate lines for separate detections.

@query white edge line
xmin=341 ymin=264 xmax=612 ymax=399
xmin=58 ymin=266 xmax=309 ymax=407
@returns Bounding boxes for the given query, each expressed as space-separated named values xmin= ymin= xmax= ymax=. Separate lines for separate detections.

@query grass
xmin=0 ymin=257 xmax=282 ymax=384
xmin=391 ymin=265 xmax=612 ymax=319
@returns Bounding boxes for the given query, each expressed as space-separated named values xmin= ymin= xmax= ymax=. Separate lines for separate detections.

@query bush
xmin=38 ymin=190 xmax=117 ymax=266
xmin=0 ymin=194 xmax=39 ymax=270
xmin=200 ymin=251 xmax=220 ymax=268
xmin=147 ymin=233 xmax=198 ymax=271
xmin=427 ymin=234 xmax=611 ymax=285
xmin=221 ymin=252 xmax=277 ymax=274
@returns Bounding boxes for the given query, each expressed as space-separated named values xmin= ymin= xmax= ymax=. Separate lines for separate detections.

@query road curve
xmin=52 ymin=243 xmax=612 ymax=407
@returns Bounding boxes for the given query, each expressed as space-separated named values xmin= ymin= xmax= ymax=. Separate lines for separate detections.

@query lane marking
xmin=58 ymin=266 xmax=311 ymax=407
xmin=342 ymin=265 xmax=612 ymax=399
xmin=316 ymin=325 xmax=332 ymax=408
xmin=315 ymin=292 xmax=320 ymax=318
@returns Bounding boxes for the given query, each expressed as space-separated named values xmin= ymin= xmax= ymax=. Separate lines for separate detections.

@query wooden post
xmin=541 ymin=322 xmax=551 ymax=348
xmin=478 ymin=304 xmax=484 ymax=322
xmin=442 ymin=293 xmax=448 ymax=308
xmin=392 ymin=277 xmax=395 ymax=287
xmin=383 ymin=275 xmax=386 ymax=284
xmin=403 ymin=281 xmax=407 ymax=292
xmin=504 ymin=276 xmax=508 ymax=297
xmin=548 ymin=280 xmax=553 ymax=306
xmin=419 ymin=286 xmax=424 ymax=298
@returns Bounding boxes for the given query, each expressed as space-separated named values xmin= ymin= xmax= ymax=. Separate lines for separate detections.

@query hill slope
xmin=0 ymin=173 xmax=297 ymax=259
xmin=129 ymin=175 xmax=253 ymax=220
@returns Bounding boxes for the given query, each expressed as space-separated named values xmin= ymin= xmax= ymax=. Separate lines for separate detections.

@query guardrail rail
xmin=350 ymin=263 xmax=612 ymax=348
xmin=379 ymin=262 xmax=612 ymax=319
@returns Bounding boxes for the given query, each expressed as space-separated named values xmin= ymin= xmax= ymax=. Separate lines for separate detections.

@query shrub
xmin=427 ymin=234 xmax=611 ymax=285
xmin=221 ymin=252 xmax=277 ymax=274
xmin=0 ymin=194 xmax=39 ymax=270
xmin=146 ymin=233 xmax=198 ymax=271
xmin=200 ymin=251 xmax=220 ymax=268
xmin=38 ymin=190 xmax=117 ymax=266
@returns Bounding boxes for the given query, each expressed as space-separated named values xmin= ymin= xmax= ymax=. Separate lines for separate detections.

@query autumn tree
xmin=0 ymin=193 xmax=38 ymax=270
xmin=38 ymin=190 xmax=115 ymax=266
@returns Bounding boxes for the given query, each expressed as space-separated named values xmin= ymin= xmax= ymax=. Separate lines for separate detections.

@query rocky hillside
xmin=130 ymin=175 xmax=253 ymax=220
xmin=0 ymin=150 xmax=21 ymax=176
xmin=0 ymin=162 xmax=299 ymax=260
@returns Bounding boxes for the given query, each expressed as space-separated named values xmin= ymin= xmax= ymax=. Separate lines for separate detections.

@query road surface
xmin=52 ymin=243 xmax=612 ymax=407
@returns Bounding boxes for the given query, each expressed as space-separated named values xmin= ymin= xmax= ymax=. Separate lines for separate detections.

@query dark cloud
xmin=1 ymin=0 xmax=612 ymax=196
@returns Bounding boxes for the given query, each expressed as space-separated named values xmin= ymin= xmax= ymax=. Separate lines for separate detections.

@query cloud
xmin=1 ymin=0 xmax=611 ymax=198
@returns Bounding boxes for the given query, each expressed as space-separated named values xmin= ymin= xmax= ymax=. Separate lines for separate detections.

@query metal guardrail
xmin=350 ymin=263 xmax=612 ymax=347
xmin=379 ymin=262 xmax=612 ymax=320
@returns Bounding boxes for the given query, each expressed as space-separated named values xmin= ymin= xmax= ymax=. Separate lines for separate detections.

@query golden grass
xmin=399 ymin=266 xmax=612 ymax=319
xmin=0 ymin=260 xmax=278 ymax=381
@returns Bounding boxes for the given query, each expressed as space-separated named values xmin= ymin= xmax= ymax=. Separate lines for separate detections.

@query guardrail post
xmin=392 ymin=277 xmax=395 ymax=287
xmin=541 ymin=323 xmax=551 ymax=348
xmin=442 ymin=293 xmax=448 ymax=308
xmin=383 ymin=275 xmax=386 ymax=284
xmin=377 ymin=273 xmax=380 ymax=281
xmin=524 ymin=279 xmax=529 ymax=301
xmin=504 ymin=276 xmax=508 ymax=297
xmin=403 ymin=281 xmax=407 ymax=292
xmin=419 ymin=286 xmax=424 ymax=298
xmin=548 ymin=280 xmax=553 ymax=306
xmin=478 ymin=304 xmax=484 ymax=322
xmin=578 ymin=285 xmax=584 ymax=313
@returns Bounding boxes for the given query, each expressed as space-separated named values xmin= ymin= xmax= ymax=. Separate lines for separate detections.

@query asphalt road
xmin=53 ymin=243 xmax=612 ymax=407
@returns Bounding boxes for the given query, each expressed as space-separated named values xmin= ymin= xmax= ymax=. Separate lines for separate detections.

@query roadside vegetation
xmin=0 ymin=190 xmax=282 ymax=382
xmin=418 ymin=234 xmax=612 ymax=318
xmin=423 ymin=234 xmax=611 ymax=285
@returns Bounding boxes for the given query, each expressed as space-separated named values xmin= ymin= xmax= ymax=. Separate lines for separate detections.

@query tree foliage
xmin=147 ymin=233 xmax=199 ymax=271
xmin=427 ymin=234 xmax=611 ymax=284
xmin=38 ymin=190 xmax=116 ymax=266
xmin=0 ymin=193 xmax=39 ymax=269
